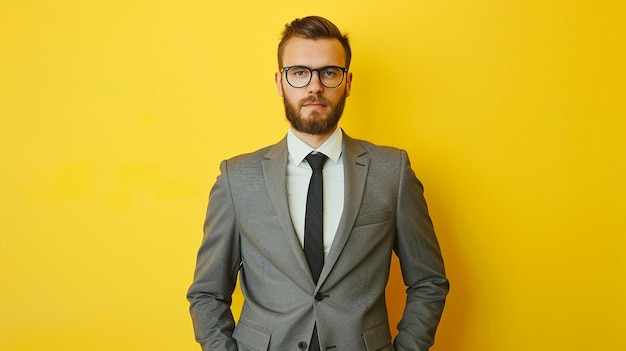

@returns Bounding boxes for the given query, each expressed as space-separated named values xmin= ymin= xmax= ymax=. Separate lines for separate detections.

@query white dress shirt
xmin=287 ymin=127 xmax=345 ymax=257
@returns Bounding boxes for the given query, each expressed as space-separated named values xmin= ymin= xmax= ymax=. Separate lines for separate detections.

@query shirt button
xmin=315 ymin=292 xmax=325 ymax=301
xmin=298 ymin=341 xmax=308 ymax=350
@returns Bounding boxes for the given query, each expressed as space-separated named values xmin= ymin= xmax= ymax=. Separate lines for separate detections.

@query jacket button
xmin=315 ymin=292 xmax=325 ymax=301
xmin=297 ymin=341 xmax=308 ymax=350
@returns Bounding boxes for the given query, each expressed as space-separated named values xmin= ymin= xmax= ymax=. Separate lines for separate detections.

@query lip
xmin=303 ymin=103 xmax=327 ymax=109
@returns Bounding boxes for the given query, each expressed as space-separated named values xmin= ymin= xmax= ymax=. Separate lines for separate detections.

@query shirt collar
xmin=287 ymin=127 xmax=343 ymax=165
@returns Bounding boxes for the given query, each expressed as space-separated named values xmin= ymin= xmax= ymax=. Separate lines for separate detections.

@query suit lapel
xmin=262 ymin=138 xmax=316 ymax=286
xmin=318 ymin=133 xmax=369 ymax=285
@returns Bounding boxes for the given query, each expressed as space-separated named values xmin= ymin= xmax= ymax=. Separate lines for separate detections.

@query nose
xmin=306 ymin=71 xmax=324 ymax=94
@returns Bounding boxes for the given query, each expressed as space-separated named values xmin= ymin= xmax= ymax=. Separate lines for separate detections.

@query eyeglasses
xmin=281 ymin=66 xmax=348 ymax=88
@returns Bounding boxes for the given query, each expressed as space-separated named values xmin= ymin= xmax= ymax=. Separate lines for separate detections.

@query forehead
xmin=281 ymin=37 xmax=346 ymax=67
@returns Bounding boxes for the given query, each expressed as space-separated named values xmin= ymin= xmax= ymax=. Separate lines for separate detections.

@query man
xmin=187 ymin=16 xmax=449 ymax=351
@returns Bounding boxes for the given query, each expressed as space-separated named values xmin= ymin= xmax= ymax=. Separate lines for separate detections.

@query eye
xmin=322 ymin=70 xmax=337 ymax=78
xmin=290 ymin=67 xmax=310 ymax=77
xmin=321 ymin=67 xmax=342 ymax=79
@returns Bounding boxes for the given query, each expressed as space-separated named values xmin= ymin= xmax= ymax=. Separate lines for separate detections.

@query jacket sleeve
xmin=393 ymin=150 xmax=449 ymax=351
xmin=187 ymin=160 xmax=240 ymax=351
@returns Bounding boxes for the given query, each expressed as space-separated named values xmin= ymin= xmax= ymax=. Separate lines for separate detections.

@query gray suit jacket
xmin=187 ymin=132 xmax=449 ymax=351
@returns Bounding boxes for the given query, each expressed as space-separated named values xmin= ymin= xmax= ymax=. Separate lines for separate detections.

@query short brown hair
xmin=277 ymin=16 xmax=351 ymax=70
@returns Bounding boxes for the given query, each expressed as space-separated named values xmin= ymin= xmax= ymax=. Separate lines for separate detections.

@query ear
xmin=345 ymin=71 xmax=353 ymax=97
xmin=275 ymin=71 xmax=284 ymax=97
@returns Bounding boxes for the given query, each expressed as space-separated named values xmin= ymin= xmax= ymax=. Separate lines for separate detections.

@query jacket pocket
xmin=362 ymin=322 xmax=393 ymax=351
xmin=233 ymin=319 xmax=271 ymax=351
xmin=354 ymin=209 xmax=392 ymax=227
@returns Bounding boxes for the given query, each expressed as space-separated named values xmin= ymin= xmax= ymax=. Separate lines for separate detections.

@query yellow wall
xmin=1 ymin=1 xmax=624 ymax=350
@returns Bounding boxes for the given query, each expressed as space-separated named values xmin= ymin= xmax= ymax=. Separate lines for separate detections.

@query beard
xmin=283 ymin=89 xmax=347 ymax=135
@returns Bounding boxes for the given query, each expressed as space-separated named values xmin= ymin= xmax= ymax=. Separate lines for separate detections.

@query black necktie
xmin=304 ymin=152 xmax=327 ymax=351
xmin=304 ymin=152 xmax=328 ymax=283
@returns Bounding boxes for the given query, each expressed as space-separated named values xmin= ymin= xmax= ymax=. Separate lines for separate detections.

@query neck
xmin=292 ymin=126 xmax=337 ymax=149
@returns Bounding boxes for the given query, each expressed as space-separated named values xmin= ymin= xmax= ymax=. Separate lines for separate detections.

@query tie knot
xmin=305 ymin=153 xmax=328 ymax=170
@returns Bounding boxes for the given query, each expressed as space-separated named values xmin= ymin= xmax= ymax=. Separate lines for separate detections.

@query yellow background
xmin=1 ymin=1 xmax=625 ymax=350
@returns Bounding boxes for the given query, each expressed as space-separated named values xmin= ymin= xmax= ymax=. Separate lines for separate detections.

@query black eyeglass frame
xmin=281 ymin=65 xmax=348 ymax=88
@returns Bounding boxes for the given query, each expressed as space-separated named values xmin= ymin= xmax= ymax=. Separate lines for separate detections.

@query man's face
xmin=275 ymin=37 xmax=352 ymax=136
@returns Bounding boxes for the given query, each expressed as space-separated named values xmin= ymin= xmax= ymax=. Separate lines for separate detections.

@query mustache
xmin=298 ymin=96 xmax=330 ymax=108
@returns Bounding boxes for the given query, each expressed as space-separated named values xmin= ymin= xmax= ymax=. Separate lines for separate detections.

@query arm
xmin=187 ymin=160 xmax=240 ymax=351
xmin=393 ymin=150 xmax=449 ymax=351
